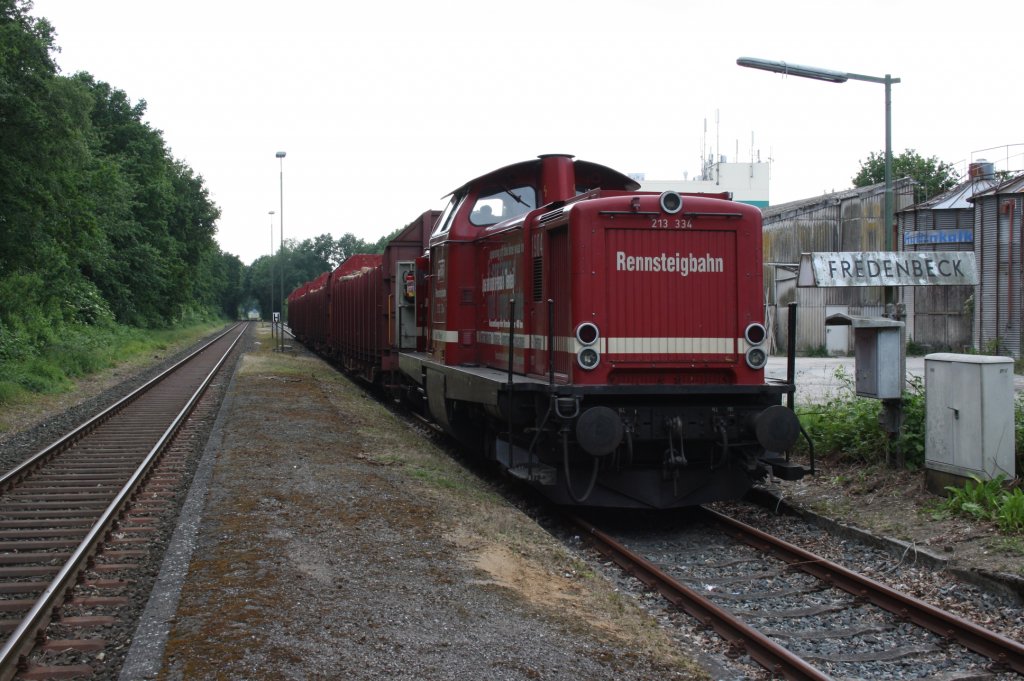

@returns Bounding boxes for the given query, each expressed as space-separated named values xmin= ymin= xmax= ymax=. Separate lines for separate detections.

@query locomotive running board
xmin=495 ymin=439 xmax=556 ymax=485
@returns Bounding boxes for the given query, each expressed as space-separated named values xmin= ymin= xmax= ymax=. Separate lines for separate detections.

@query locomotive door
xmin=547 ymin=228 xmax=571 ymax=376
xmin=395 ymin=261 xmax=418 ymax=350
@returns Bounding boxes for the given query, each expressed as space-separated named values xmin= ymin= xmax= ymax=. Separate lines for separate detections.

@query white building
xmin=635 ymin=160 xmax=770 ymax=209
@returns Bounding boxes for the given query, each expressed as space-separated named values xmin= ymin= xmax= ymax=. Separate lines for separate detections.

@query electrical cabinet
xmin=925 ymin=353 xmax=1014 ymax=482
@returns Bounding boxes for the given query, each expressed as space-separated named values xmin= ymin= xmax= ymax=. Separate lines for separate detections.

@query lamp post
xmin=739 ymin=57 xmax=906 ymax=455
xmin=268 ymin=210 xmax=275 ymax=335
xmin=275 ymin=151 xmax=286 ymax=351
xmin=736 ymin=57 xmax=900 ymax=309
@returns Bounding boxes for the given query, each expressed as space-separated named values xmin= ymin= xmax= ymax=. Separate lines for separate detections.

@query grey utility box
xmin=825 ymin=313 xmax=905 ymax=399
xmin=925 ymin=353 xmax=1014 ymax=487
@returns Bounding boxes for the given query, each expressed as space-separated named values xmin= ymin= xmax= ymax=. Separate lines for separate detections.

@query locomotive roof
xmin=444 ymin=155 xmax=641 ymax=198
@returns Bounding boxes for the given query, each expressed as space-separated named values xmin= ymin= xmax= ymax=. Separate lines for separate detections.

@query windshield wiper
xmin=503 ymin=187 xmax=529 ymax=207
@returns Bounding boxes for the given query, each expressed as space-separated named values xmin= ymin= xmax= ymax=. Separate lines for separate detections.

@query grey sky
xmin=31 ymin=0 xmax=1024 ymax=264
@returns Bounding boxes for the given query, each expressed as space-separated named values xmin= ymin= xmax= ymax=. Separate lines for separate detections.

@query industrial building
xmin=638 ymin=156 xmax=1024 ymax=358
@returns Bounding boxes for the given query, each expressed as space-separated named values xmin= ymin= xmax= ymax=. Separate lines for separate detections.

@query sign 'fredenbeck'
xmin=798 ymin=251 xmax=978 ymax=287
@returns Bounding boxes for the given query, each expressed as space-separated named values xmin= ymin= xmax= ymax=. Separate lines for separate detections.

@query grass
xmin=407 ymin=464 xmax=467 ymax=490
xmin=0 ymin=320 xmax=226 ymax=403
xmin=986 ymin=535 xmax=1024 ymax=559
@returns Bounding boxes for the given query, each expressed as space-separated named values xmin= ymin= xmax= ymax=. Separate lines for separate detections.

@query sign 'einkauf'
xmin=797 ymin=251 xmax=978 ymax=287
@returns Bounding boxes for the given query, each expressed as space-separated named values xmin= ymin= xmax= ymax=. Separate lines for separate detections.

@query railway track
xmin=572 ymin=508 xmax=1024 ymax=680
xmin=0 ymin=323 xmax=247 ymax=681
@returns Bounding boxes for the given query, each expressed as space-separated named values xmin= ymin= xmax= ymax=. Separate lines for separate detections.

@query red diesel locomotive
xmin=289 ymin=154 xmax=806 ymax=508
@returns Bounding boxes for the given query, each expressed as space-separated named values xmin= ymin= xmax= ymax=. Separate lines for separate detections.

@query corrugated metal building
xmin=970 ymin=173 xmax=1024 ymax=358
xmin=897 ymin=164 xmax=999 ymax=352
xmin=762 ymin=179 xmax=915 ymax=354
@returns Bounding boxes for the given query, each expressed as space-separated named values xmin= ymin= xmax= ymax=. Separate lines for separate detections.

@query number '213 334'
xmin=650 ymin=217 xmax=692 ymax=229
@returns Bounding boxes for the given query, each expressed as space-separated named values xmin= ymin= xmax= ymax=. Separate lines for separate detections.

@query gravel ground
xmin=146 ymin=326 xmax=703 ymax=680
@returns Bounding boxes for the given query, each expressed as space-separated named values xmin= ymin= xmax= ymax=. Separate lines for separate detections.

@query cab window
xmin=431 ymin=193 xmax=464 ymax=237
xmin=469 ymin=185 xmax=537 ymax=226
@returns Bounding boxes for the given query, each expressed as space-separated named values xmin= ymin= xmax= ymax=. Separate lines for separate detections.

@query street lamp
xmin=268 ymin=210 xmax=275 ymax=334
xmin=275 ymin=151 xmax=286 ymax=351
xmin=736 ymin=57 xmax=901 ymax=307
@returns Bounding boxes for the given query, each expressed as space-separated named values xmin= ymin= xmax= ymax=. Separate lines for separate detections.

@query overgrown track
xmin=0 ymin=323 xmax=247 ymax=681
xmin=573 ymin=509 xmax=1024 ymax=680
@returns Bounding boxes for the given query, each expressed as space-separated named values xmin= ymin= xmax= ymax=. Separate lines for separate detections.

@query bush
xmin=894 ymin=376 xmax=926 ymax=467
xmin=905 ymin=339 xmax=933 ymax=356
xmin=0 ymin=318 xmax=222 ymax=407
xmin=795 ymin=366 xmax=889 ymax=464
xmin=62 ymin=280 xmax=114 ymax=326
xmin=0 ymin=377 xmax=25 ymax=405
xmin=944 ymin=475 xmax=1005 ymax=518
xmin=2 ymin=357 xmax=73 ymax=395
xmin=943 ymin=475 xmax=1024 ymax=534
xmin=996 ymin=488 xmax=1024 ymax=533
xmin=803 ymin=345 xmax=830 ymax=358
xmin=1016 ymin=395 xmax=1024 ymax=471
xmin=42 ymin=324 xmax=117 ymax=378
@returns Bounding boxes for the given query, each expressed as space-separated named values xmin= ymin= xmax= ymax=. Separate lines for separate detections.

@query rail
xmin=702 ymin=506 xmax=1024 ymax=675
xmin=569 ymin=513 xmax=831 ymax=681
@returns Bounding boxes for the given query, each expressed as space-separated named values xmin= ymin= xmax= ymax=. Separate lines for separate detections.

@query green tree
xmin=336 ymin=232 xmax=371 ymax=261
xmin=371 ymin=227 xmax=401 ymax=253
xmin=0 ymin=1 xmax=237 ymax=391
xmin=70 ymin=73 xmax=222 ymax=326
xmin=0 ymin=1 xmax=104 ymax=351
xmin=246 ymin=255 xmax=274 ymax=319
xmin=284 ymin=238 xmax=333 ymax=291
xmin=853 ymin=149 xmax=960 ymax=204
xmin=310 ymin=233 xmax=342 ymax=268
xmin=198 ymin=249 xmax=244 ymax=319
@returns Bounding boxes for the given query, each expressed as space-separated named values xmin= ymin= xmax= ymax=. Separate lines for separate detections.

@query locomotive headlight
xmin=575 ymin=322 xmax=599 ymax=346
xmin=745 ymin=346 xmax=768 ymax=370
xmin=744 ymin=322 xmax=768 ymax=346
xmin=577 ymin=347 xmax=600 ymax=371
xmin=659 ymin=191 xmax=683 ymax=214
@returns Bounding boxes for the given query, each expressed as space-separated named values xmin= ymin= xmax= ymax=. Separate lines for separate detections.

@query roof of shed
xmin=913 ymin=176 xmax=999 ymax=210
xmin=762 ymin=178 xmax=914 ymax=221
xmin=969 ymin=172 xmax=1024 ymax=199
xmin=762 ymin=183 xmax=880 ymax=219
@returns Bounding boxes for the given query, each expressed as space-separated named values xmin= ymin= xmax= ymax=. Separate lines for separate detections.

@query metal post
xmin=506 ymin=298 xmax=516 ymax=444
xmin=268 ymin=210 xmax=275 ymax=337
xmin=787 ymin=302 xmax=797 ymax=410
xmin=547 ymin=299 xmax=555 ymax=387
xmin=883 ymin=75 xmax=895 ymax=313
xmin=276 ymin=151 xmax=286 ymax=351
